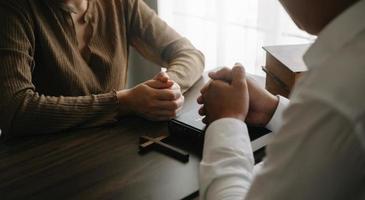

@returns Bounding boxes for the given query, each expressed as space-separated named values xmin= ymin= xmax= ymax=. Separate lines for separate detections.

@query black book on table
xmin=168 ymin=106 xmax=272 ymax=157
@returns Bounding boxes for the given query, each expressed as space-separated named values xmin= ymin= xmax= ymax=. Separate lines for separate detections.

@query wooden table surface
xmin=0 ymin=74 xmax=267 ymax=200
xmin=0 ymin=116 xmax=205 ymax=200
xmin=0 ymin=76 xmax=211 ymax=200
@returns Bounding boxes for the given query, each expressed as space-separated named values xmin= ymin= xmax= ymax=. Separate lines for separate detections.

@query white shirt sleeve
xmin=200 ymin=96 xmax=365 ymax=200
xmin=199 ymin=96 xmax=289 ymax=200
xmin=266 ymin=96 xmax=289 ymax=133
xmin=199 ymin=118 xmax=254 ymax=200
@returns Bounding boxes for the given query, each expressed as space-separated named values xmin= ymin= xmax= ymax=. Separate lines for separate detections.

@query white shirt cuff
xmin=203 ymin=118 xmax=251 ymax=160
xmin=266 ymin=95 xmax=289 ymax=133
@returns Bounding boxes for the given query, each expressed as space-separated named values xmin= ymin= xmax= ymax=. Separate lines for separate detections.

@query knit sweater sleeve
xmin=125 ymin=0 xmax=205 ymax=93
xmin=0 ymin=5 xmax=119 ymax=138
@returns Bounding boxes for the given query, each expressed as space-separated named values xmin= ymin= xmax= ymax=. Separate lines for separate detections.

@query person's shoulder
xmin=292 ymin=35 xmax=365 ymax=123
xmin=292 ymin=31 xmax=365 ymax=119
xmin=0 ymin=0 xmax=36 ymax=37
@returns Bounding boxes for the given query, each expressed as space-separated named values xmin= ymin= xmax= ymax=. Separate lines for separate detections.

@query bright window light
xmin=158 ymin=0 xmax=315 ymax=75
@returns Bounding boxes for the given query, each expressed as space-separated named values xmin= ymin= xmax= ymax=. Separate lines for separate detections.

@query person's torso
xmin=25 ymin=0 xmax=130 ymax=96
xmin=293 ymin=31 xmax=365 ymax=135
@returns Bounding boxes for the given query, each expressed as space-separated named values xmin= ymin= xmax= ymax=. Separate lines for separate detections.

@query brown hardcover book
xmin=263 ymin=44 xmax=310 ymax=97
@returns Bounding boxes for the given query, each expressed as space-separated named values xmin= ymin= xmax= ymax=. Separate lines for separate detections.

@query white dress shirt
xmin=200 ymin=1 xmax=365 ymax=199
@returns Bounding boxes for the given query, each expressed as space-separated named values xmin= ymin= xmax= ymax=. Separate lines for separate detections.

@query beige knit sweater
xmin=0 ymin=0 xmax=204 ymax=137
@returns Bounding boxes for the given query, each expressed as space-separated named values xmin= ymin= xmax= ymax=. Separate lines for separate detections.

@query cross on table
xmin=138 ymin=135 xmax=189 ymax=163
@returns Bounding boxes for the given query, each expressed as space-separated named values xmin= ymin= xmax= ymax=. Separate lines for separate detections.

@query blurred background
xmin=158 ymin=0 xmax=315 ymax=74
xmin=128 ymin=0 xmax=315 ymax=86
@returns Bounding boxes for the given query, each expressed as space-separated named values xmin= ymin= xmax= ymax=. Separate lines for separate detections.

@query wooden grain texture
xmin=0 ymin=75 xmax=210 ymax=200
xmin=0 ymin=74 xmax=268 ymax=200
xmin=0 ymin=117 xmax=200 ymax=200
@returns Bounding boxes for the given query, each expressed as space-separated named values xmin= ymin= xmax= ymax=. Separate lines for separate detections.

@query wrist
xmin=263 ymin=95 xmax=279 ymax=125
xmin=116 ymin=89 xmax=133 ymax=115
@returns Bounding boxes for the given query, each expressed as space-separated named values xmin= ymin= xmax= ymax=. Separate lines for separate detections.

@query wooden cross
xmin=139 ymin=135 xmax=189 ymax=163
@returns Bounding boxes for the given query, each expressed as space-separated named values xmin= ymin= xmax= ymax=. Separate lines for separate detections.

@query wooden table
xmin=0 ymin=74 xmax=267 ymax=200
xmin=0 ymin=117 xmax=200 ymax=200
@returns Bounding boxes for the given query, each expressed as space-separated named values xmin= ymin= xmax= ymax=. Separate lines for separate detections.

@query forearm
xmin=0 ymin=89 xmax=119 ymax=137
xmin=126 ymin=0 xmax=205 ymax=93
xmin=200 ymin=118 xmax=254 ymax=200
xmin=165 ymin=38 xmax=205 ymax=93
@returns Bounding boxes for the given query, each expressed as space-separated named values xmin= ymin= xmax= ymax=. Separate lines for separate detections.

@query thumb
xmin=154 ymin=71 xmax=170 ymax=83
xmin=146 ymin=79 xmax=173 ymax=89
xmin=208 ymin=67 xmax=232 ymax=82
xmin=231 ymin=64 xmax=247 ymax=88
